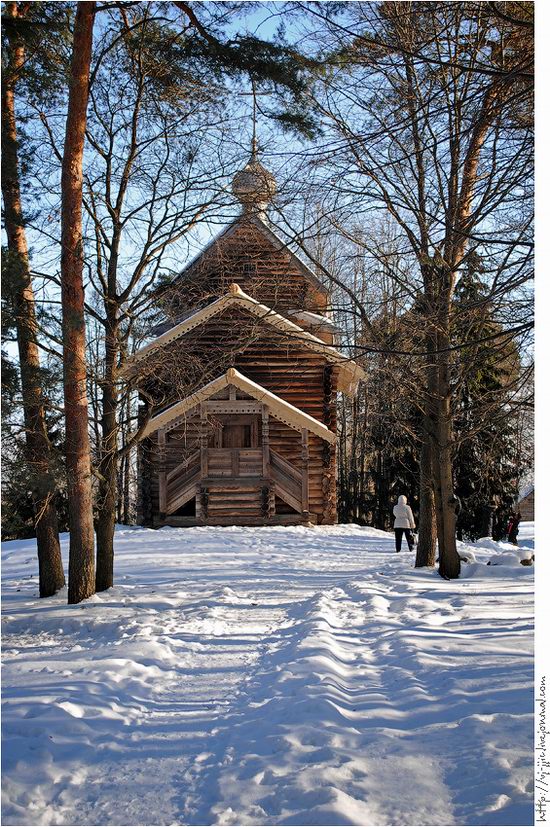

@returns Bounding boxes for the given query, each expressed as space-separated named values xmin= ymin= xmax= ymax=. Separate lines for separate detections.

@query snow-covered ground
xmin=2 ymin=524 xmax=534 ymax=826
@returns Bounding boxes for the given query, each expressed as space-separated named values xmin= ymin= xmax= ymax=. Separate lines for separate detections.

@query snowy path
xmin=1 ymin=525 xmax=534 ymax=826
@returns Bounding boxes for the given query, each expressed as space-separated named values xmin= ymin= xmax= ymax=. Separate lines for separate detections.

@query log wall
xmin=159 ymin=220 xmax=329 ymax=322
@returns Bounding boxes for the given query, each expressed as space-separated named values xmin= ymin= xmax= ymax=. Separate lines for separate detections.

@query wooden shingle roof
xmin=166 ymin=213 xmax=329 ymax=298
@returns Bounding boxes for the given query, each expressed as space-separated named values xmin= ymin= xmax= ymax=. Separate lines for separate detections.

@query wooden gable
xmin=135 ymin=369 xmax=336 ymax=443
xmin=159 ymin=215 xmax=329 ymax=320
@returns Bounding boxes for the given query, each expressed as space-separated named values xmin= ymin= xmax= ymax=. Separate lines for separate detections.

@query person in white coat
xmin=393 ymin=495 xmax=416 ymax=552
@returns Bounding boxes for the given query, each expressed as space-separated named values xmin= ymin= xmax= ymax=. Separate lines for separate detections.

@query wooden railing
xmin=270 ymin=449 xmax=303 ymax=514
xmin=207 ymin=448 xmax=263 ymax=478
xmin=167 ymin=450 xmax=200 ymax=485
xmin=166 ymin=453 xmax=200 ymax=514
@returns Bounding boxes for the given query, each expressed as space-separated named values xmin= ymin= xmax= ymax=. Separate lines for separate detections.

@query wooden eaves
xmin=121 ymin=283 xmax=365 ymax=394
xmin=133 ymin=368 xmax=337 ymax=444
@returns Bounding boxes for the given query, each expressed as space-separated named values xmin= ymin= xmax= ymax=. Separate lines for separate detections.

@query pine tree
xmin=61 ymin=1 xmax=96 ymax=605
xmin=452 ymin=256 xmax=522 ymax=541
xmin=1 ymin=2 xmax=67 ymax=596
xmin=88 ymin=2 xmax=322 ymax=592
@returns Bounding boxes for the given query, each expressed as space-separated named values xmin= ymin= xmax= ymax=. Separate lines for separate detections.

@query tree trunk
xmin=1 ymin=2 xmax=65 ymax=597
xmin=479 ymin=505 xmax=494 ymax=539
xmin=429 ymin=85 xmax=502 ymax=579
xmin=95 ymin=462 xmax=116 ymax=590
xmin=434 ymin=322 xmax=461 ymax=579
xmin=420 ymin=290 xmax=460 ymax=578
xmin=61 ymin=1 xmax=96 ymax=605
xmin=116 ymin=393 xmax=131 ymax=524
xmin=95 ymin=316 xmax=118 ymax=591
xmin=415 ymin=435 xmax=436 ymax=567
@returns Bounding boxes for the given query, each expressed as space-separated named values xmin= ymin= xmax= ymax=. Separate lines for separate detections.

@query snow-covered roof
xmin=135 ymin=368 xmax=336 ymax=444
xmin=287 ymin=310 xmax=338 ymax=330
xmin=122 ymin=283 xmax=365 ymax=394
xmin=518 ymin=484 xmax=534 ymax=502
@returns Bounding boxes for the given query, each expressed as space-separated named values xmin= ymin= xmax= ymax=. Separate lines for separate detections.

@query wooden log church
xmin=125 ymin=145 xmax=365 ymax=526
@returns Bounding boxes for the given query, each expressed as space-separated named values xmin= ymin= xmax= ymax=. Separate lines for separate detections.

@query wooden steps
xmin=207 ymin=484 xmax=264 ymax=520
xmin=270 ymin=449 xmax=303 ymax=514
xmin=160 ymin=447 xmax=308 ymax=524
xmin=166 ymin=463 xmax=200 ymax=514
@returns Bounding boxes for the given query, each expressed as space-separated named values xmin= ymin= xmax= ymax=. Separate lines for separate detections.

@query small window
xmin=222 ymin=423 xmax=252 ymax=448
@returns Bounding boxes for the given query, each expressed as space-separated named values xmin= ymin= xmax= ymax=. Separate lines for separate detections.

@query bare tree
xmin=276 ymin=0 xmax=533 ymax=577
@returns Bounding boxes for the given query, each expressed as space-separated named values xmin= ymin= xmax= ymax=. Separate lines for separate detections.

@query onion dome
xmin=232 ymin=139 xmax=277 ymax=214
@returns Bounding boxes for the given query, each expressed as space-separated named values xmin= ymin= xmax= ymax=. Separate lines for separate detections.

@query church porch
xmin=135 ymin=369 xmax=335 ymax=527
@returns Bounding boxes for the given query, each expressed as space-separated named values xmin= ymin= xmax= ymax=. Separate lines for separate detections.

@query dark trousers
xmin=395 ymin=528 xmax=414 ymax=552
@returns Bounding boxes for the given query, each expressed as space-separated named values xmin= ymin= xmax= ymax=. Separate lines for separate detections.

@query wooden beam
xmin=200 ymin=403 xmax=209 ymax=478
xmin=155 ymin=513 xmax=318 ymax=528
xmin=262 ymin=405 xmax=270 ymax=479
xmin=166 ymin=450 xmax=200 ymax=484
xmin=273 ymin=482 xmax=302 ymax=515
xmin=200 ymin=476 xmax=267 ymax=487
xmin=165 ymin=412 xmax=192 ymax=435
xmin=196 ymin=485 xmax=206 ymax=521
xmin=251 ymin=416 xmax=259 ymax=448
xmin=158 ymin=428 xmax=167 ymax=517
xmin=301 ymin=428 xmax=309 ymax=517
xmin=206 ymin=400 xmax=261 ymax=415
xmin=166 ymin=470 xmax=201 ymax=515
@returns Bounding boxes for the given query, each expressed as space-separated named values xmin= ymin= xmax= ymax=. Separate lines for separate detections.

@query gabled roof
xmin=122 ymin=283 xmax=365 ymax=394
xmin=135 ymin=368 xmax=336 ymax=444
xmin=167 ymin=212 xmax=329 ymax=298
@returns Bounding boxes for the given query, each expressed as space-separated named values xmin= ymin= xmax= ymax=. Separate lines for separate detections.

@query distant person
xmin=507 ymin=511 xmax=521 ymax=545
xmin=393 ymin=495 xmax=416 ymax=552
